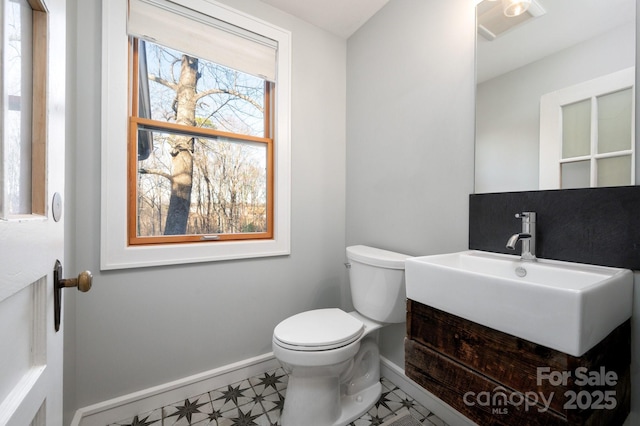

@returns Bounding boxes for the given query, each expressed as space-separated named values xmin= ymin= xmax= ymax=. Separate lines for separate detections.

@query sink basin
xmin=405 ymin=250 xmax=633 ymax=356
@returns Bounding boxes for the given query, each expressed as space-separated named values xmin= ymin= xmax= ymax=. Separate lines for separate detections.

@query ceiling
xmin=258 ymin=0 xmax=635 ymax=82
xmin=259 ymin=0 xmax=390 ymax=39
xmin=477 ymin=0 xmax=636 ymax=83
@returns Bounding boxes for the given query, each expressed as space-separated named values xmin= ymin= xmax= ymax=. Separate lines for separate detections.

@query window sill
xmin=100 ymin=238 xmax=290 ymax=270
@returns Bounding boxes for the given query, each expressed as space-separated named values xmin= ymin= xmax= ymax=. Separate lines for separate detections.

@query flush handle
xmin=54 ymin=260 xmax=92 ymax=332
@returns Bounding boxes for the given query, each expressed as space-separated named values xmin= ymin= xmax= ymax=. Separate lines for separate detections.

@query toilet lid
xmin=273 ymin=308 xmax=364 ymax=351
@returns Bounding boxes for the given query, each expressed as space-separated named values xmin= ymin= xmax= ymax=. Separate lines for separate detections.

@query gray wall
xmin=346 ymin=0 xmax=476 ymax=367
xmin=476 ymin=23 xmax=635 ymax=193
xmin=66 ymin=0 xmax=347 ymax=413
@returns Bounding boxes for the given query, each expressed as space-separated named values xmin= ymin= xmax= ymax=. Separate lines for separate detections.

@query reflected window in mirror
xmin=540 ymin=68 xmax=634 ymax=190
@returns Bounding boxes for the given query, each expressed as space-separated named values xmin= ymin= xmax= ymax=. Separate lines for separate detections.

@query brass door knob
xmin=59 ymin=270 xmax=92 ymax=292
xmin=54 ymin=260 xmax=92 ymax=331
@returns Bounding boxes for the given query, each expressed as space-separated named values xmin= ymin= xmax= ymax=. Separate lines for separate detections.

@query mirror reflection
xmin=475 ymin=0 xmax=636 ymax=193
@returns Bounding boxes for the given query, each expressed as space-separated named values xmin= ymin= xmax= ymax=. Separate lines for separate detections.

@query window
xmin=540 ymin=67 xmax=635 ymax=190
xmin=1 ymin=0 xmax=47 ymax=219
xmin=101 ymin=0 xmax=291 ymax=269
xmin=129 ymin=38 xmax=273 ymax=244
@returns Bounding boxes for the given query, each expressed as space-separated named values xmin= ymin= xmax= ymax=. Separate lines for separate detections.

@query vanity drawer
xmin=405 ymin=338 xmax=566 ymax=425
xmin=407 ymin=299 xmax=567 ymax=406
xmin=405 ymin=299 xmax=630 ymax=423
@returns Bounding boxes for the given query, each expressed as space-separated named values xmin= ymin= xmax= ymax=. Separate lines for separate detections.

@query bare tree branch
xmin=148 ymin=74 xmax=178 ymax=91
xmin=195 ymin=88 xmax=264 ymax=112
xmin=139 ymin=168 xmax=172 ymax=181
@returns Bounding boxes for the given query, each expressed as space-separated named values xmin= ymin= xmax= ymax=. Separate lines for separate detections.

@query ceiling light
xmin=502 ymin=0 xmax=532 ymax=17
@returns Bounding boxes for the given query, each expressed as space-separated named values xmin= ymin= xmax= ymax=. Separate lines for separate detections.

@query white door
xmin=0 ymin=0 xmax=68 ymax=424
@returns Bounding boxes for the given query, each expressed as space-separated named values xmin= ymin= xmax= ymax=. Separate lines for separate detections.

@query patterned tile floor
xmin=109 ymin=368 xmax=448 ymax=426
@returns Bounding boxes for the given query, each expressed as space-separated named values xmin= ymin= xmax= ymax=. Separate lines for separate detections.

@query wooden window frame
xmin=31 ymin=1 xmax=47 ymax=216
xmin=127 ymin=38 xmax=275 ymax=245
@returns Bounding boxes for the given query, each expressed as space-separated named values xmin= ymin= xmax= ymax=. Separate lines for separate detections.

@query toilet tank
xmin=346 ymin=245 xmax=412 ymax=323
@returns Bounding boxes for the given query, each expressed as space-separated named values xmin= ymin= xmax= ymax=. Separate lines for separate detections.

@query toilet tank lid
xmin=346 ymin=245 xmax=412 ymax=270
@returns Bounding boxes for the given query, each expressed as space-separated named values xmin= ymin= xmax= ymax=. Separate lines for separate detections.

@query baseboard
xmin=379 ymin=356 xmax=475 ymax=426
xmin=71 ymin=353 xmax=280 ymax=426
xmin=71 ymin=353 xmax=472 ymax=426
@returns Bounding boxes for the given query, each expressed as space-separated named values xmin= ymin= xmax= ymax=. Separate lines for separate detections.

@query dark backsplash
xmin=469 ymin=186 xmax=640 ymax=270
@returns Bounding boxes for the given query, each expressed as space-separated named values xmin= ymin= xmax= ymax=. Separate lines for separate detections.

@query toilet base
xmin=281 ymin=375 xmax=381 ymax=426
xmin=334 ymin=381 xmax=382 ymax=426
xmin=279 ymin=338 xmax=382 ymax=426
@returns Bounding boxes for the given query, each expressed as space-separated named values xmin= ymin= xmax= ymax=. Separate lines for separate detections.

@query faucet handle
xmin=515 ymin=212 xmax=536 ymax=221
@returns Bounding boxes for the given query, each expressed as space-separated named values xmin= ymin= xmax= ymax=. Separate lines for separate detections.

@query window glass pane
xmin=139 ymin=40 xmax=266 ymax=138
xmin=136 ymin=128 xmax=268 ymax=237
xmin=561 ymin=160 xmax=590 ymax=189
xmin=562 ymin=99 xmax=591 ymax=159
xmin=597 ymin=155 xmax=631 ymax=187
xmin=2 ymin=0 xmax=33 ymax=215
xmin=597 ymin=88 xmax=632 ymax=154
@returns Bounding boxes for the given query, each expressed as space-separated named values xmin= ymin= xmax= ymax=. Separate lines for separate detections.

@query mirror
xmin=475 ymin=0 xmax=636 ymax=193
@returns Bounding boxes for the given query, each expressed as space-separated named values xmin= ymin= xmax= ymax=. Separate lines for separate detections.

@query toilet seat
xmin=273 ymin=308 xmax=364 ymax=351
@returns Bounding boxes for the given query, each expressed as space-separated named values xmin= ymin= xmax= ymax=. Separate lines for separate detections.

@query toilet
xmin=272 ymin=245 xmax=412 ymax=426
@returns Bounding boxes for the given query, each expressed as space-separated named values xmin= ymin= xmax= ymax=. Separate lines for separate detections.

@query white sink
xmin=405 ymin=250 xmax=633 ymax=356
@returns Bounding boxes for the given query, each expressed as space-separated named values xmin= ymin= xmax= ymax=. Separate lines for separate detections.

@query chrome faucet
xmin=506 ymin=212 xmax=537 ymax=261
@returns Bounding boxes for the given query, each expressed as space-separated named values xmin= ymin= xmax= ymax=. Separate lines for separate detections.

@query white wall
xmin=66 ymin=0 xmax=347 ymax=414
xmin=346 ymin=0 xmax=476 ymax=367
xmin=476 ymin=23 xmax=635 ymax=193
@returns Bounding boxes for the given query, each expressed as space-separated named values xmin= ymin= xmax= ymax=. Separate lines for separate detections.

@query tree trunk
xmin=164 ymin=55 xmax=198 ymax=235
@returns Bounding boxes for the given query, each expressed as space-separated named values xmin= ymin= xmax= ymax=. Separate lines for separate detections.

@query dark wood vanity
xmin=405 ymin=299 xmax=631 ymax=426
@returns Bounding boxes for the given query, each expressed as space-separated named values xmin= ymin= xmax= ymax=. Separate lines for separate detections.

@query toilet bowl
xmin=272 ymin=245 xmax=411 ymax=426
